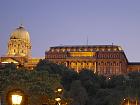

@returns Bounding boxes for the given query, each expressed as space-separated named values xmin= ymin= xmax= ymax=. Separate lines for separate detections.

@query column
xmin=76 ymin=62 xmax=79 ymax=72
xmin=83 ymin=61 xmax=85 ymax=69
xmin=65 ymin=61 xmax=68 ymax=67
xmin=88 ymin=62 xmax=91 ymax=70
xmin=94 ymin=62 xmax=97 ymax=73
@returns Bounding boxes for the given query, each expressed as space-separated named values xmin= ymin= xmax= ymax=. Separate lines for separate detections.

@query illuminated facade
xmin=45 ymin=45 xmax=140 ymax=76
xmin=0 ymin=25 xmax=40 ymax=69
xmin=7 ymin=25 xmax=31 ymax=57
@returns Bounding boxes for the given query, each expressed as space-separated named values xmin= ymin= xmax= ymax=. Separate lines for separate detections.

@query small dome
xmin=10 ymin=25 xmax=30 ymax=43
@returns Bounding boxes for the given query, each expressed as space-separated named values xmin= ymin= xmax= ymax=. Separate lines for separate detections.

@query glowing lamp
xmin=55 ymin=97 xmax=61 ymax=102
xmin=12 ymin=95 xmax=22 ymax=105
xmin=57 ymin=88 xmax=62 ymax=92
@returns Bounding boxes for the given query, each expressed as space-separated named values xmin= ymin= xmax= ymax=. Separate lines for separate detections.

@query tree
xmin=0 ymin=63 xmax=61 ymax=98
xmin=69 ymin=80 xmax=88 ymax=105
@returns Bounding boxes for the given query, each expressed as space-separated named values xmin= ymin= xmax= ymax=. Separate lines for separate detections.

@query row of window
xmin=50 ymin=47 xmax=119 ymax=52
xmin=46 ymin=54 xmax=122 ymax=59
xmin=12 ymin=49 xmax=24 ymax=53
xmin=98 ymin=53 xmax=122 ymax=59
xmin=9 ymin=44 xmax=29 ymax=48
xmin=46 ymin=54 xmax=67 ymax=58
xmin=70 ymin=62 xmax=94 ymax=66
xmin=98 ymin=62 xmax=122 ymax=66
xmin=98 ymin=67 xmax=121 ymax=74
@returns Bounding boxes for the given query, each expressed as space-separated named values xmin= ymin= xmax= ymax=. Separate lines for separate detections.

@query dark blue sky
xmin=1 ymin=0 xmax=140 ymax=61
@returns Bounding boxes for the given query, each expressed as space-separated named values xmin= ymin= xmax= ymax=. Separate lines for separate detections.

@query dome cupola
xmin=7 ymin=25 xmax=31 ymax=57
xmin=10 ymin=25 xmax=30 ymax=43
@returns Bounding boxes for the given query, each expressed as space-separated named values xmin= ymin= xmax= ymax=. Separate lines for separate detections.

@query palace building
xmin=0 ymin=25 xmax=140 ymax=76
xmin=45 ymin=45 xmax=140 ymax=76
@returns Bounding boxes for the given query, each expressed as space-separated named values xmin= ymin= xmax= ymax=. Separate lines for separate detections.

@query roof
xmin=49 ymin=45 xmax=124 ymax=52
xmin=51 ymin=45 xmax=121 ymax=48
xmin=10 ymin=25 xmax=30 ymax=43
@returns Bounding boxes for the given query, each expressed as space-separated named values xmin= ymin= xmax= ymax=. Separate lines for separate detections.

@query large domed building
xmin=0 ymin=25 xmax=40 ymax=69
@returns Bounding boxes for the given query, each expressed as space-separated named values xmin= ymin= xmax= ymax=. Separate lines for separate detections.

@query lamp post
xmin=54 ymin=88 xmax=70 ymax=105
xmin=57 ymin=89 xmax=62 ymax=93
xmin=11 ymin=94 xmax=22 ymax=105
xmin=55 ymin=97 xmax=61 ymax=105
xmin=54 ymin=88 xmax=63 ymax=105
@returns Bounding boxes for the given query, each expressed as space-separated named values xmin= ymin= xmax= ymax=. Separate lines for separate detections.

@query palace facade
xmin=45 ymin=45 xmax=140 ymax=76
xmin=0 ymin=25 xmax=140 ymax=76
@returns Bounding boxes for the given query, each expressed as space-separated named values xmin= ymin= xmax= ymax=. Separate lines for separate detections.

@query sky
xmin=0 ymin=0 xmax=140 ymax=61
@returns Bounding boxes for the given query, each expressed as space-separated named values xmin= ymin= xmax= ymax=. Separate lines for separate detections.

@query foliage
xmin=1 ymin=61 xmax=140 ymax=105
xmin=0 ymin=63 xmax=61 ymax=98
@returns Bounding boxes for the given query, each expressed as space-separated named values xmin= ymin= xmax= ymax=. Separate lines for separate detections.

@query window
xmin=96 ymin=48 xmax=99 ymax=51
xmin=102 ymin=48 xmax=105 ymax=51
xmin=114 ymin=48 xmax=117 ymax=51
xmin=51 ymin=49 xmax=54 ymax=52
xmin=108 ymin=48 xmax=111 ymax=51
xmin=57 ymin=49 xmax=60 ymax=52
xmin=84 ymin=48 xmax=87 ymax=51
xmin=67 ymin=48 xmax=70 ymax=51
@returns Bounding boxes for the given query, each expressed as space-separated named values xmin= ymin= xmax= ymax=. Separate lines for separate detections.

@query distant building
xmin=45 ymin=45 xmax=140 ymax=76
xmin=0 ymin=25 xmax=41 ymax=69
xmin=0 ymin=25 xmax=140 ymax=76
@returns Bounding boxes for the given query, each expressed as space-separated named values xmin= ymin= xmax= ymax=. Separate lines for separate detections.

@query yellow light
xmin=57 ymin=88 xmax=62 ymax=92
xmin=70 ymin=52 xmax=95 ymax=57
xmin=55 ymin=97 xmax=61 ymax=102
xmin=12 ymin=95 xmax=22 ymax=105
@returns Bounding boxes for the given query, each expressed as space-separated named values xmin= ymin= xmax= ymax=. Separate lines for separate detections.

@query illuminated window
xmin=51 ymin=49 xmax=54 ymax=52
xmin=57 ymin=49 xmax=59 ymax=52
xmin=84 ymin=48 xmax=87 ymax=51
xmin=108 ymin=48 xmax=111 ymax=51
xmin=96 ymin=48 xmax=99 ymax=51
xmin=67 ymin=48 xmax=70 ymax=51
xmin=114 ymin=48 xmax=117 ymax=51
xmin=74 ymin=48 xmax=76 ymax=51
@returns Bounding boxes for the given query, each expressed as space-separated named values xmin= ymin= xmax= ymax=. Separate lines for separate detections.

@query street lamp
xmin=55 ymin=97 xmax=61 ymax=105
xmin=55 ymin=88 xmax=63 ymax=105
xmin=57 ymin=88 xmax=62 ymax=92
xmin=12 ymin=94 xmax=22 ymax=105
xmin=55 ymin=88 xmax=63 ymax=93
